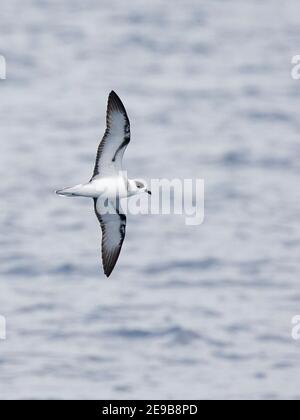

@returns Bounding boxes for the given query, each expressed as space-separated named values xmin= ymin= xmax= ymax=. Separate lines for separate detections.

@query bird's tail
xmin=55 ymin=183 xmax=94 ymax=197
xmin=55 ymin=185 xmax=81 ymax=197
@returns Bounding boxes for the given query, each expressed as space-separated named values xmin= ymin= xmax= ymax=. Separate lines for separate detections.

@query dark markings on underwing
xmin=112 ymin=135 xmax=130 ymax=162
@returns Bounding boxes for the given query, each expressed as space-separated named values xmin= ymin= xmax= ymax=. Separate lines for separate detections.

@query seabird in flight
xmin=56 ymin=91 xmax=151 ymax=277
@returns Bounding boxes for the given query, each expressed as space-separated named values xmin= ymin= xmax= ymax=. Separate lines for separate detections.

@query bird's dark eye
xmin=136 ymin=181 xmax=144 ymax=189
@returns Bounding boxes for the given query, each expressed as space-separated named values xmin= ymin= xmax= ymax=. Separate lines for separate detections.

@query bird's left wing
xmin=92 ymin=91 xmax=130 ymax=179
xmin=94 ymin=197 xmax=126 ymax=277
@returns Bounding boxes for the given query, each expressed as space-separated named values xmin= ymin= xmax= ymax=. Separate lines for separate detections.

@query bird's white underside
xmin=57 ymin=176 xmax=128 ymax=199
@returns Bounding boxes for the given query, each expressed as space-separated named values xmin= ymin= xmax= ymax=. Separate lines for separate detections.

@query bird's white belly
xmin=91 ymin=177 xmax=127 ymax=199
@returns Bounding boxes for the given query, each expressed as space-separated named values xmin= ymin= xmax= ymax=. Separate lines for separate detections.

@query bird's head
xmin=131 ymin=179 xmax=151 ymax=196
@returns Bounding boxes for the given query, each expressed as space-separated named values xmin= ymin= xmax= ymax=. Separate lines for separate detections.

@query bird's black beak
xmin=147 ymin=190 xmax=152 ymax=195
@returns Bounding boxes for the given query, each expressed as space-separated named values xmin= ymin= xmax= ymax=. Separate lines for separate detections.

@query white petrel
xmin=56 ymin=91 xmax=151 ymax=277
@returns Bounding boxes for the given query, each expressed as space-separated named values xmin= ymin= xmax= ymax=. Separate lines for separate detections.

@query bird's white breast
xmin=91 ymin=176 xmax=128 ymax=199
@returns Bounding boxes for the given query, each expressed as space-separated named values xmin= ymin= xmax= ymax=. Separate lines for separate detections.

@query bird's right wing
xmin=92 ymin=91 xmax=130 ymax=179
xmin=93 ymin=197 xmax=126 ymax=277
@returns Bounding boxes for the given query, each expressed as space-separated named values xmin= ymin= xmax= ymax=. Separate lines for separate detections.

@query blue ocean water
xmin=1 ymin=0 xmax=300 ymax=399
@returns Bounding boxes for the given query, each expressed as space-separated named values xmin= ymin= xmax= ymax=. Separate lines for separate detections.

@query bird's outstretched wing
xmin=92 ymin=91 xmax=130 ymax=179
xmin=94 ymin=197 xmax=126 ymax=277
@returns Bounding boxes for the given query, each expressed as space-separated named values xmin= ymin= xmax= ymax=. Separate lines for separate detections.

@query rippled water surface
xmin=1 ymin=0 xmax=300 ymax=400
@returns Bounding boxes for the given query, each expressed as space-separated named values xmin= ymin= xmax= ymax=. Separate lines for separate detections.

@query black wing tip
xmin=109 ymin=90 xmax=120 ymax=101
xmin=108 ymin=90 xmax=121 ymax=104
xmin=102 ymin=250 xmax=114 ymax=277
xmin=102 ymin=251 xmax=120 ymax=278
xmin=109 ymin=90 xmax=118 ymax=97
xmin=101 ymin=240 xmax=124 ymax=278
xmin=107 ymin=90 xmax=128 ymax=117
xmin=104 ymin=267 xmax=113 ymax=278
